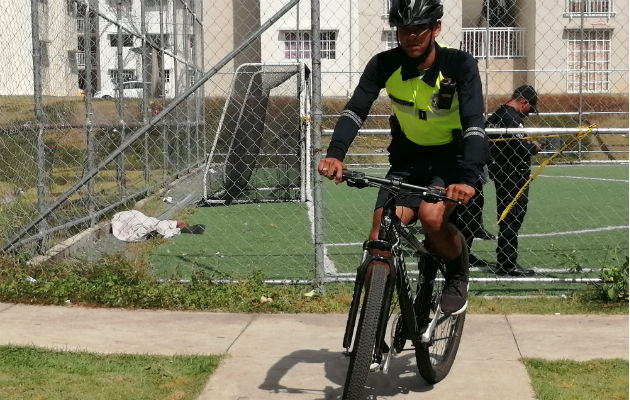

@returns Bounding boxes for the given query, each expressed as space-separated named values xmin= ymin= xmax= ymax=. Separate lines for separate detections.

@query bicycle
xmin=340 ymin=170 xmax=467 ymax=399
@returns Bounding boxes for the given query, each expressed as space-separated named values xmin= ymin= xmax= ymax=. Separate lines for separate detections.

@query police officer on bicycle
xmin=318 ymin=0 xmax=488 ymax=315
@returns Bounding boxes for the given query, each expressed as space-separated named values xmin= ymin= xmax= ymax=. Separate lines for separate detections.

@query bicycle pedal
xmin=369 ymin=362 xmax=381 ymax=372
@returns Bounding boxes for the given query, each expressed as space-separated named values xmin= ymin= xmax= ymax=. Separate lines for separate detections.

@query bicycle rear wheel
xmin=343 ymin=261 xmax=389 ymax=400
xmin=413 ymin=260 xmax=466 ymax=383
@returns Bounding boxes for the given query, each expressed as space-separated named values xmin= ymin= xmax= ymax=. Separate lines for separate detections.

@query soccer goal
xmin=200 ymin=62 xmax=311 ymax=206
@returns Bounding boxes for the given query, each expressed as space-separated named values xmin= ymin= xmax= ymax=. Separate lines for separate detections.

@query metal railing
xmin=75 ymin=51 xmax=97 ymax=67
xmin=462 ymin=27 xmax=526 ymax=59
xmin=564 ymin=0 xmax=615 ymax=17
xmin=322 ymin=127 xmax=630 ymax=161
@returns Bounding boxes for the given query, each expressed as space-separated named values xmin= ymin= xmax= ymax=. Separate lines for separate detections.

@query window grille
xmin=283 ymin=31 xmax=337 ymax=60
xmin=565 ymin=0 xmax=614 ymax=17
xmin=383 ymin=29 xmax=397 ymax=50
xmin=108 ymin=69 xmax=136 ymax=84
xmin=108 ymin=34 xmax=134 ymax=47
xmin=145 ymin=0 xmax=163 ymax=12
xmin=567 ymin=29 xmax=611 ymax=93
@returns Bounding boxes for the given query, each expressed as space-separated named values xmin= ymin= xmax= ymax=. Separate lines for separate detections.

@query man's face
xmin=397 ymin=22 xmax=440 ymax=58
xmin=519 ymin=99 xmax=535 ymax=117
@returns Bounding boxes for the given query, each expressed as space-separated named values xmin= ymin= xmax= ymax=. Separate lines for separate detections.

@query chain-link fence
xmin=1 ymin=1 xmax=628 ymax=285
xmin=316 ymin=0 xmax=629 ymax=285
xmin=1 ymin=0 xmax=208 ymax=255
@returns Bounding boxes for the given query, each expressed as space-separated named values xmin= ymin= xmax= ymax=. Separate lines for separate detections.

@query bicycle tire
xmin=413 ymin=264 xmax=466 ymax=384
xmin=343 ymin=262 xmax=389 ymax=400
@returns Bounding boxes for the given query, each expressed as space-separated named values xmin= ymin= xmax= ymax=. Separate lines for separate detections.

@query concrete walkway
xmin=0 ymin=303 xmax=627 ymax=399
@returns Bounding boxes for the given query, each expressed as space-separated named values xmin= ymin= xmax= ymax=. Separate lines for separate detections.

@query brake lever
xmin=344 ymin=171 xmax=370 ymax=189
xmin=422 ymin=187 xmax=461 ymax=205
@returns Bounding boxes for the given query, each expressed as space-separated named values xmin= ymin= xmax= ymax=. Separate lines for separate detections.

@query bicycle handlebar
xmin=342 ymin=170 xmax=460 ymax=204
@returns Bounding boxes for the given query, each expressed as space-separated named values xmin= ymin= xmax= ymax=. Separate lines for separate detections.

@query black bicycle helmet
xmin=389 ymin=0 xmax=444 ymax=27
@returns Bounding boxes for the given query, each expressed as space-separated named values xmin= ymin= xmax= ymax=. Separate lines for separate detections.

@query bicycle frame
xmin=342 ymin=189 xmax=446 ymax=368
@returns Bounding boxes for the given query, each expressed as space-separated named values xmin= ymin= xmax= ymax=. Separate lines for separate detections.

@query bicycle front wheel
xmin=413 ymin=264 xmax=466 ymax=384
xmin=343 ymin=261 xmax=389 ymax=400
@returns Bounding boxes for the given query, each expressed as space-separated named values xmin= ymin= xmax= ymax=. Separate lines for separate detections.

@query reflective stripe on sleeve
xmin=463 ymin=126 xmax=485 ymax=139
xmin=340 ymin=109 xmax=363 ymax=128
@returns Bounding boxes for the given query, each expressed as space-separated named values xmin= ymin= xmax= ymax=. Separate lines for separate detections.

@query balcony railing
xmin=564 ymin=0 xmax=615 ymax=17
xmin=76 ymin=18 xmax=98 ymax=34
xmin=76 ymin=52 xmax=97 ymax=67
xmin=462 ymin=27 xmax=526 ymax=59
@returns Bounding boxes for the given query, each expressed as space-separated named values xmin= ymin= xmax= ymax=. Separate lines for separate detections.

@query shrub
xmin=593 ymin=257 xmax=629 ymax=302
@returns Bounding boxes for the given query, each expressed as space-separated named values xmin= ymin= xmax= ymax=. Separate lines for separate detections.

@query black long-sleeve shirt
xmin=326 ymin=43 xmax=488 ymax=186
xmin=486 ymin=104 xmax=538 ymax=176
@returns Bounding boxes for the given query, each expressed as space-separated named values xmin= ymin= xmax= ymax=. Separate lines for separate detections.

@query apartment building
xmin=81 ymin=0 xmax=201 ymax=98
xmin=462 ymin=0 xmax=628 ymax=95
xmin=0 ymin=0 xmax=201 ymax=98
xmin=255 ymin=0 xmax=627 ymax=97
xmin=2 ymin=0 xmax=627 ymax=98
xmin=0 ymin=0 xmax=77 ymax=96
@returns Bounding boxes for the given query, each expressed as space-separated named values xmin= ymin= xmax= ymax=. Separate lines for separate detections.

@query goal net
xmin=201 ymin=62 xmax=311 ymax=206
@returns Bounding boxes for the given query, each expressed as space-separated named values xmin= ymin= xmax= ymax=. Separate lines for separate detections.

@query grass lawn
xmin=0 ymin=345 xmax=221 ymax=400
xmin=324 ymin=164 xmax=628 ymax=273
xmin=146 ymin=165 xmax=628 ymax=302
xmin=150 ymin=202 xmax=315 ymax=280
xmin=524 ymin=358 xmax=629 ymax=400
xmin=0 ymin=346 xmax=626 ymax=399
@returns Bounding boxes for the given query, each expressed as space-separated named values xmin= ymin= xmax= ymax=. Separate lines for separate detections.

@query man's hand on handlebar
xmin=445 ymin=183 xmax=476 ymax=205
xmin=318 ymin=157 xmax=347 ymax=184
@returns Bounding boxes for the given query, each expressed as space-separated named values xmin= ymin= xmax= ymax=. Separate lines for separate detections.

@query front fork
xmin=342 ymin=240 xmax=396 ymax=355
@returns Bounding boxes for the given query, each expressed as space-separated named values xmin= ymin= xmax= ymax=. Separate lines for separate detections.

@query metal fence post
xmin=182 ymin=1 xmax=190 ymax=171
xmin=160 ymin=0 xmax=169 ymax=179
xmin=116 ymin=1 xmax=126 ymax=199
xmin=173 ymin=1 xmax=181 ymax=172
xmin=311 ymin=0 xmax=326 ymax=285
xmin=30 ymin=0 xmax=48 ymax=252
xmin=141 ymin=0 xmax=151 ymax=187
xmin=83 ymin=2 xmax=95 ymax=226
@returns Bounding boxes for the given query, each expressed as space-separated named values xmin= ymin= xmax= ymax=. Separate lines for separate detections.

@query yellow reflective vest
xmin=385 ymin=67 xmax=461 ymax=146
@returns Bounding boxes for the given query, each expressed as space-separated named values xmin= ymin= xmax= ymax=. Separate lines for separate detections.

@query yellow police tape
xmin=496 ymin=124 xmax=596 ymax=225
xmin=489 ymin=133 xmax=578 ymax=142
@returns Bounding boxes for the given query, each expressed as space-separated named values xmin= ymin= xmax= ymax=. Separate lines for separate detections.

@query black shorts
xmin=374 ymin=143 xmax=460 ymax=210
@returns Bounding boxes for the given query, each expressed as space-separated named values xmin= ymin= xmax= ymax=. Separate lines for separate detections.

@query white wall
xmin=0 ymin=1 xmax=34 ymax=96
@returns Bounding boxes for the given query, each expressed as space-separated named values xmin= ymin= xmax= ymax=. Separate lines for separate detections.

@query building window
xmin=145 ymin=0 xmax=163 ymax=11
xmin=480 ymin=0 xmax=517 ymax=27
xmin=147 ymin=34 xmax=170 ymax=48
xmin=108 ymin=69 xmax=136 ymax=84
xmin=284 ymin=32 xmax=305 ymax=59
xmin=321 ymin=31 xmax=337 ymax=59
xmin=107 ymin=0 xmax=132 ymax=13
xmin=283 ymin=31 xmax=337 ymax=60
xmin=565 ymin=0 xmax=614 ymax=17
xmin=109 ymin=34 xmax=134 ymax=47
xmin=66 ymin=0 xmax=77 ymax=16
xmin=164 ymin=69 xmax=170 ymax=83
xmin=567 ymin=29 xmax=611 ymax=93
xmin=383 ymin=29 xmax=397 ymax=50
